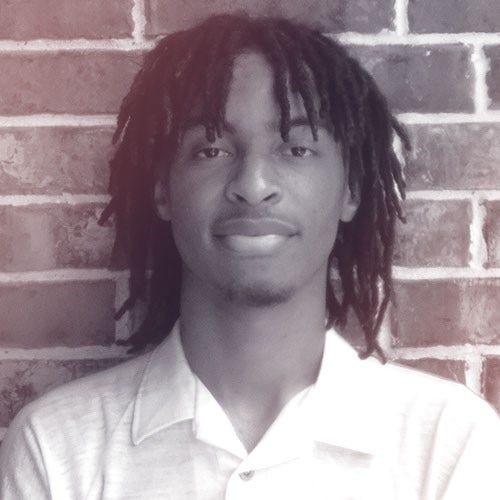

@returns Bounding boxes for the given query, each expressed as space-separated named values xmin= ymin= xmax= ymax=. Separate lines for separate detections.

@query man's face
xmin=156 ymin=51 xmax=357 ymax=307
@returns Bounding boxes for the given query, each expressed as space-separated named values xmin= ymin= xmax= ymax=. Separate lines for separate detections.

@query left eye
xmin=286 ymin=146 xmax=313 ymax=158
xmin=195 ymin=147 xmax=230 ymax=159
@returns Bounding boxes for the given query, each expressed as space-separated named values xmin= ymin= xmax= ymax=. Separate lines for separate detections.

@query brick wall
xmin=1 ymin=0 xmax=500 ymax=440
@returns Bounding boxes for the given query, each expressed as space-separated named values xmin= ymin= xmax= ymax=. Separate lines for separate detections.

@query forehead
xmin=182 ymin=50 xmax=326 ymax=134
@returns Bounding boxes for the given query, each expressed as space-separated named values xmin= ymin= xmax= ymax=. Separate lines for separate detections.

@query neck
xmin=178 ymin=268 xmax=328 ymax=450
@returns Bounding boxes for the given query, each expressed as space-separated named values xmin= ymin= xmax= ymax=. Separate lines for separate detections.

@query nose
xmin=225 ymin=153 xmax=282 ymax=207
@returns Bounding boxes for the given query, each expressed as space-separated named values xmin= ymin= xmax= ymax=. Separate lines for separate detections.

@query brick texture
xmin=146 ymin=0 xmax=394 ymax=36
xmin=0 ymin=0 xmax=133 ymax=40
xmin=0 ymin=205 xmax=113 ymax=272
xmin=0 ymin=281 xmax=115 ymax=348
xmin=395 ymin=359 xmax=466 ymax=384
xmin=408 ymin=0 xmax=500 ymax=33
xmin=482 ymin=357 xmax=500 ymax=412
xmin=349 ymin=45 xmax=474 ymax=113
xmin=392 ymin=280 xmax=500 ymax=347
xmin=0 ymin=128 xmax=113 ymax=195
xmin=485 ymin=46 xmax=500 ymax=109
xmin=0 ymin=359 xmax=122 ymax=426
xmin=394 ymin=199 xmax=471 ymax=267
xmin=483 ymin=200 xmax=500 ymax=267
xmin=405 ymin=123 xmax=500 ymax=190
xmin=0 ymin=53 xmax=142 ymax=115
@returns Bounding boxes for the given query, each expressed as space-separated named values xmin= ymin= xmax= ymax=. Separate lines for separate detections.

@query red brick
xmin=483 ymin=200 xmax=500 ymax=268
xmin=391 ymin=280 xmax=500 ymax=347
xmin=405 ymin=123 xmax=500 ymax=190
xmin=0 ymin=359 xmax=122 ymax=426
xmin=395 ymin=359 xmax=466 ymax=384
xmin=0 ymin=127 xmax=113 ymax=195
xmin=485 ymin=46 xmax=500 ymax=110
xmin=349 ymin=45 xmax=474 ymax=113
xmin=0 ymin=52 xmax=142 ymax=115
xmin=408 ymin=0 xmax=500 ymax=33
xmin=394 ymin=199 xmax=471 ymax=267
xmin=0 ymin=281 xmax=115 ymax=348
xmin=0 ymin=205 xmax=114 ymax=272
xmin=145 ymin=0 xmax=394 ymax=36
xmin=482 ymin=357 xmax=500 ymax=412
xmin=0 ymin=0 xmax=133 ymax=40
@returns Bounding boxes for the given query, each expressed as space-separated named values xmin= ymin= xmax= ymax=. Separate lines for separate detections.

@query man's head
xmin=155 ymin=50 xmax=357 ymax=311
xmin=101 ymin=14 xmax=408 ymax=357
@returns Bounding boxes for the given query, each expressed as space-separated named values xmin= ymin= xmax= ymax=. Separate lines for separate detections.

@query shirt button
xmin=239 ymin=470 xmax=254 ymax=481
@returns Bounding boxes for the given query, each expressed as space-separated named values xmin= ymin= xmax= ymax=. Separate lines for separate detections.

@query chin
xmin=222 ymin=282 xmax=293 ymax=307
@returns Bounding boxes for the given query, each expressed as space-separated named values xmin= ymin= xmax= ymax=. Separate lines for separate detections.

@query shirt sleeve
xmin=0 ymin=406 xmax=51 ymax=500
xmin=441 ymin=400 xmax=500 ymax=500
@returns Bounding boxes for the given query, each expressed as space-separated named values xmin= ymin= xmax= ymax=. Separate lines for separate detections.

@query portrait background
xmin=0 ymin=0 xmax=500 ymax=442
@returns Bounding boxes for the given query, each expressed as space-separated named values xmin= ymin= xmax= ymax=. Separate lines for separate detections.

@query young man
xmin=1 ymin=14 xmax=499 ymax=499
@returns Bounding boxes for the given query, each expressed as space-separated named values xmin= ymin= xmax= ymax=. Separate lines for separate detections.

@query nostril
xmin=263 ymin=192 xmax=276 ymax=202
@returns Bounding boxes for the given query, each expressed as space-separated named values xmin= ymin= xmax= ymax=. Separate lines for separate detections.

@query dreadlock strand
xmin=275 ymin=29 xmax=320 ymax=140
xmin=257 ymin=27 xmax=292 ymax=141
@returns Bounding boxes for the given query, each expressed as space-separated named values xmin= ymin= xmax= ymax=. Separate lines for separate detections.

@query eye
xmin=285 ymin=146 xmax=313 ymax=158
xmin=195 ymin=147 xmax=231 ymax=159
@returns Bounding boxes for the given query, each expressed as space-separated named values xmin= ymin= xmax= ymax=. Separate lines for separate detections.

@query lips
xmin=212 ymin=218 xmax=298 ymax=255
xmin=213 ymin=218 xmax=297 ymax=237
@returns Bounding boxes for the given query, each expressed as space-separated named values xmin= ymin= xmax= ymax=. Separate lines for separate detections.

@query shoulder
xmin=27 ymin=351 xmax=150 ymax=425
xmin=0 ymin=351 xmax=151 ymax=459
xmin=377 ymin=362 xmax=500 ymax=497
xmin=0 ymin=351 xmax=153 ymax=497
xmin=380 ymin=360 xmax=499 ymax=424
xmin=373 ymin=360 xmax=500 ymax=467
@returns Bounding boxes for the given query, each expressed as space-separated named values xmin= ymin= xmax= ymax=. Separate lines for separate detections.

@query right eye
xmin=194 ymin=147 xmax=231 ymax=159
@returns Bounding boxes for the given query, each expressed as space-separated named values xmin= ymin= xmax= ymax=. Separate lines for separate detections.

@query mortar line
xmin=379 ymin=304 xmax=394 ymax=354
xmin=392 ymin=344 xmax=500 ymax=359
xmin=0 ymin=346 xmax=130 ymax=360
xmin=0 ymin=269 xmax=127 ymax=284
xmin=471 ymin=44 xmax=490 ymax=114
xmin=2 ymin=32 xmax=500 ymax=52
xmin=2 ymin=112 xmax=500 ymax=129
xmin=335 ymin=32 xmax=500 ymax=46
xmin=0 ymin=114 xmax=116 ymax=127
xmin=0 ymin=194 xmax=110 ymax=206
xmin=406 ymin=190 xmax=500 ymax=201
xmin=399 ymin=111 xmax=500 ymax=124
xmin=4 ymin=267 xmax=500 ymax=283
xmin=393 ymin=0 xmax=409 ymax=36
xmin=132 ymin=0 xmax=147 ymax=43
xmin=469 ymin=195 xmax=488 ymax=270
xmin=0 ymin=39 xmax=153 ymax=52
xmin=393 ymin=266 xmax=500 ymax=280
xmin=464 ymin=354 xmax=484 ymax=395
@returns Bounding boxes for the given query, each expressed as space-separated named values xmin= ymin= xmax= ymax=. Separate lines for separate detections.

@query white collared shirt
xmin=1 ymin=324 xmax=499 ymax=499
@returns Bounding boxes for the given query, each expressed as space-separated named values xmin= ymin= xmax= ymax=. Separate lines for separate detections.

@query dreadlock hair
xmin=99 ymin=13 xmax=410 ymax=358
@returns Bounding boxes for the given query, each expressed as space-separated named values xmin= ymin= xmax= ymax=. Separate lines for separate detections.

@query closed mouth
xmin=212 ymin=217 xmax=297 ymax=237
xmin=212 ymin=218 xmax=298 ymax=255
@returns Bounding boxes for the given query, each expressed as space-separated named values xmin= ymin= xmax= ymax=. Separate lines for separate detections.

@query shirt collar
xmin=132 ymin=322 xmax=195 ymax=445
xmin=132 ymin=322 xmax=387 ymax=455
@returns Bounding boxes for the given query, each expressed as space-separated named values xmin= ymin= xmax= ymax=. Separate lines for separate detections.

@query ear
xmin=339 ymin=183 xmax=360 ymax=223
xmin=154 ymin=179 xmax=171 ymax=221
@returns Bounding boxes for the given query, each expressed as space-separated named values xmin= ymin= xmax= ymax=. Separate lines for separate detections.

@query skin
xmin=155 ymin=51 xmax=358 ymax=451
